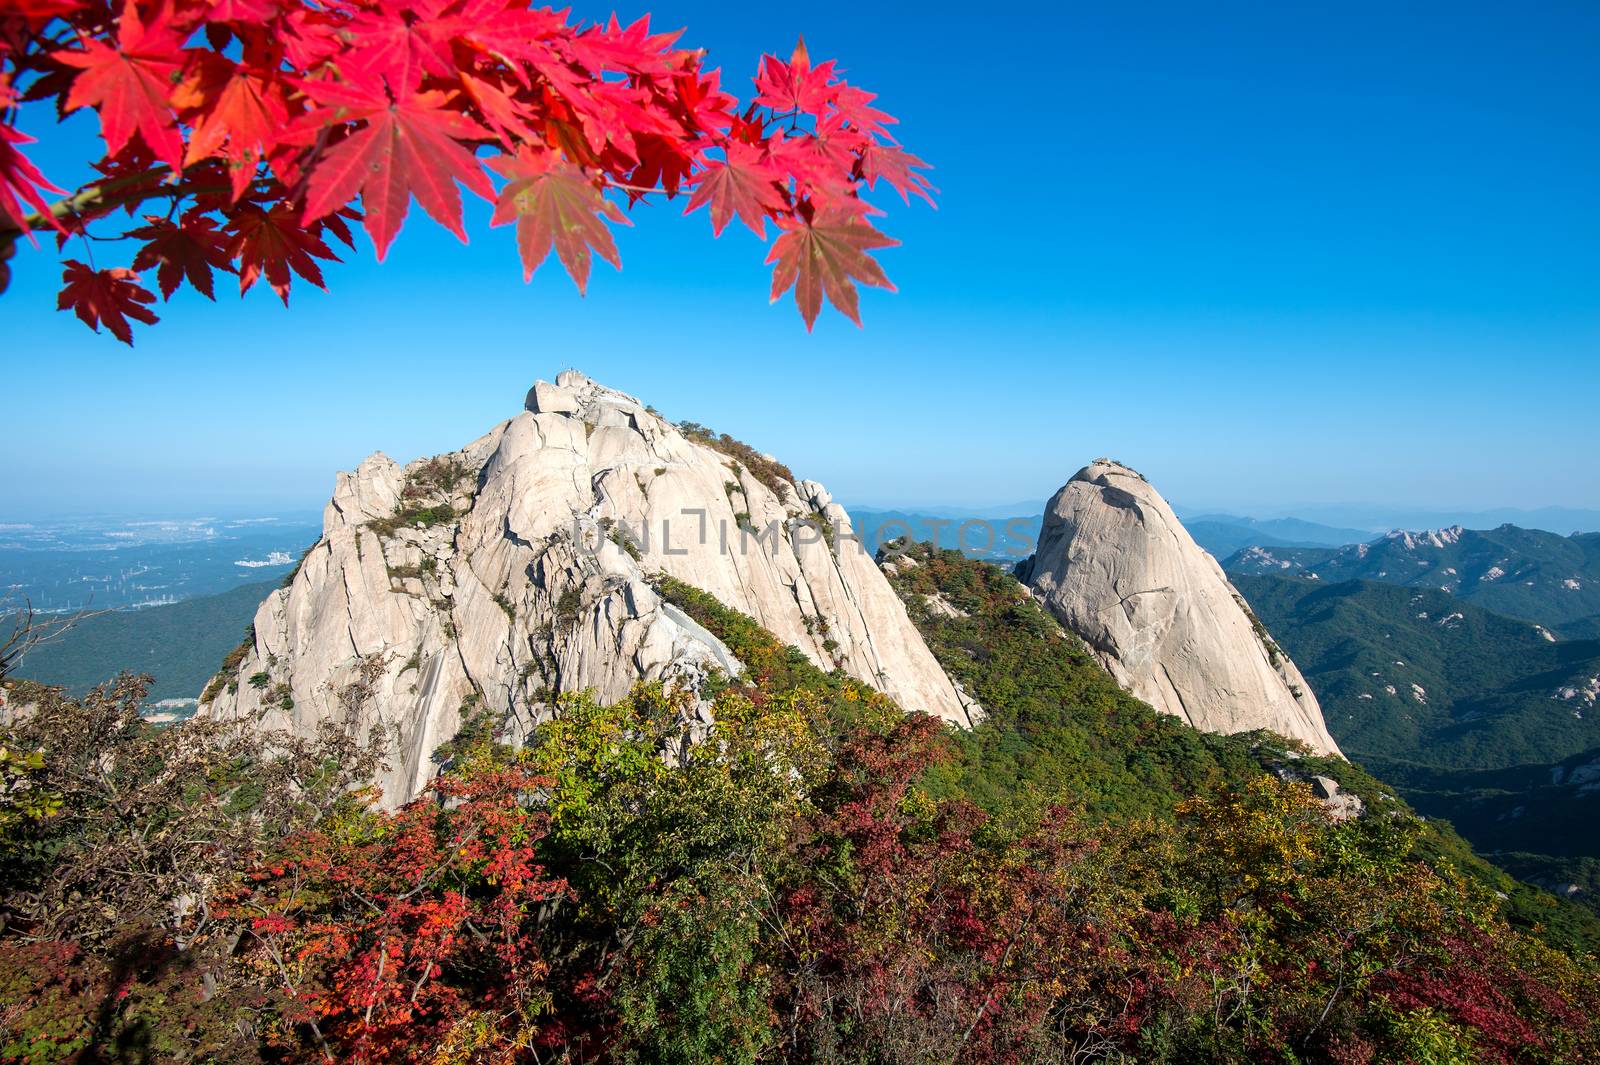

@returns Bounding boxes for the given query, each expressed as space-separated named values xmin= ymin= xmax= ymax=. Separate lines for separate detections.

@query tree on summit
xmin=0 ymin=0 xmax=935 ymax=341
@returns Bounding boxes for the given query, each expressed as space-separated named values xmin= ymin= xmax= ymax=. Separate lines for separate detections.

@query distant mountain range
xmin=1226 ymin=525 xmax=1600 ymax=632
xmin=1182 ymin=513 xmax=1375 ymax=546
xmin=1240 ymin=504 xmax=1600 ymax=536
xmin=1179 ymin=513 xmax=1375 ymax=557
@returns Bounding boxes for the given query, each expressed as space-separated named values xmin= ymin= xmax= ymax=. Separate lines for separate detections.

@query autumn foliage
xmin=0 ymin=0 xmax=933 ymax=340
xmin=3 ymin=653 xmax=1598 ymax=1063
xmin=2 ymin=563 xmax=1597 ymax=1062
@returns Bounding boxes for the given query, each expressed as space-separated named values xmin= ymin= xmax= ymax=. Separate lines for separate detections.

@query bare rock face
xmin=0 ymin=682 xmax=21 ymax=727
xmin=198 ymin=371 xmax=975 ymax=803
xmin=1021 ymin=460 xmax=1342 ymax=756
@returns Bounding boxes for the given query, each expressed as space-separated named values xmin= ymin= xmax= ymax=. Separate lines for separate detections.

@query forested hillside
xmin=1381 ymin=746 xmax=1600 ymax=862
xmin=1232 ymin=575 xmax=1600 ymax=770
xmin=884 ymin=545 xmax=1600 ymax=948
xmin=7 ymin=580 xmax=277 ymax=703
xmin=1235 ymin=573 xmax=1600 ymax=922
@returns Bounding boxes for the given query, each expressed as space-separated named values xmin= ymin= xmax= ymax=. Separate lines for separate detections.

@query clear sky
xmin=4 ymin=1 xmax=1597 ymax=519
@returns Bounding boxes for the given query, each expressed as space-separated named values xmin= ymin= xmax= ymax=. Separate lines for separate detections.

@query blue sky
xmin=4 ymin=1 xmax=1597 ymax=519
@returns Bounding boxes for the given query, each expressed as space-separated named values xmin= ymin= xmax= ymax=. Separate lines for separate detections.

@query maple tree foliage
xmin=0 ymin=0 xmax=935 ymax=342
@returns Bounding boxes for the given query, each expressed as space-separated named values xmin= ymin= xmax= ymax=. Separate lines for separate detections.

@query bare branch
xmin=0 ymin=597 xmax=108 ymax=683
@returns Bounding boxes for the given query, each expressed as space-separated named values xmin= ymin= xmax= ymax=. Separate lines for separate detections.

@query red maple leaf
xmin=627 ymin=132 xmax=695 ymax=199
xmin=130 ymin=212 xmax=236 ymax=299
xmin=767 ymin=211 xmax=897 ymax=330
xmin=318 ymin=205 xmax=363 ymax=251
xmin=56 ymin=259 xmax=158 ymax=343
xmin=0 ymin=120 xmax=66 ymax=235
xmin=173 ymin=57 xmax=289 ymax=200
xmin=566 ymin=14 xmax=682 ymax=78
xmin=830 ymin=82 xmax=896 ymax=140
xmin=859 ymin=143 xmax=935 ymax=206
xmin=683 ymin=142 xmax=787 ymax=238
xmin=340 ymin=0 xmax=464 ymax=95
xmin=668 ymin=68 xmax=737 ymax=137
xmin=225 ymin=202 xmax=340 ymax=302
xmin=59 ymin=1 xmax=188 ymax=170
xmin=765 ymin=127 xmax=870 ymax=214
xmin=458 ymin=70 xmax=537 ymax=149
xmin=454 ymin=0 xmax=570 ymax=83
xmin=754 ymin=37 xmax=835 ymax=117
xmin=205 ymin=0 xmax=279 ymax=22
xmin=489 ymin=149 xmax=628 ymax=293
xmin=299 ymin=82 xmax=494 ymax=259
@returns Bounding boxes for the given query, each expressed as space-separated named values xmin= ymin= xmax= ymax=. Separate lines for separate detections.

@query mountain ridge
xmin=1227 ymin=524 xmax=1600 ymax=630
xmin=197 ymin=371 xmax=977 ymax=803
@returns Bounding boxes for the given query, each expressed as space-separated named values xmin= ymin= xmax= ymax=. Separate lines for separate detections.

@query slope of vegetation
xmin=1233 ymin=573 xmax=1600 ymax=925
xmin=885 ymin=543 xmax=1600 ymax=953
xmin=677 ymin=422 xmax=796 ymax=497
xmin=2 ymin=568 xmax=1598 ymax=1063
xmin=883 ymin=542 xmax=1293 ymax=819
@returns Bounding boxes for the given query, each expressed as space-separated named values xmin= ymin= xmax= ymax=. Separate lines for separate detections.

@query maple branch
xmin=4 ymin=166 xmax=174 ymax=235
xmin=597 ymin=176 xmax=667 ymax=198
xmin=0 ymin=168 xmax=274 ymax=282
xmin=9 ymin=3 xmax=920 ymax=329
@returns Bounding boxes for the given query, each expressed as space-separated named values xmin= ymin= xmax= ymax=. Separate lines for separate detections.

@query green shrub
xmin=200 ymin=627 xmax=255 ymax=703
xmin=557 ymin=587 xmax=583 ymax=625
xmin=368 ymin=503 xmax=457 ymax=538
xmin=680 ymin=421 xmax=795 ymax=497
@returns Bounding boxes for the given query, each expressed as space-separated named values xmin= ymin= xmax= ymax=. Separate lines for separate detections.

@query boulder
xmin=1024 ymin=459 xmax=1342 ymax=756
xmin=524 ymin=380 xmax=579 ymax=414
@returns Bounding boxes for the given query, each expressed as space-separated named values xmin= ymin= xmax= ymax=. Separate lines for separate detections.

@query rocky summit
xmin=198 ymin=371 xmax=978 ymax=803
xmin=1020 ymin=459 xmax=1343 ymax=756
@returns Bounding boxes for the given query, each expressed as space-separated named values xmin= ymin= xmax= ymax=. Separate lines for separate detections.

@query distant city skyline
xmin=4 ymin=1 xmax=1596 ymax=518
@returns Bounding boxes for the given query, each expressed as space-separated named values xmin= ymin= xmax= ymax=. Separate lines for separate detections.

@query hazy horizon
xmin=8 ymin=490 xmax=1600 ymax=539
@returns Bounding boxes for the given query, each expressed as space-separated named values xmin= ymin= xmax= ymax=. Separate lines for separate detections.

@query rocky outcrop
xmin=1020 ymin=460 xmax=1342 ymax=756
xmin=1310 ymin=774 xmax=1364 ymax=821
xmin=198 ymin=371 xmax=976 ymax=803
